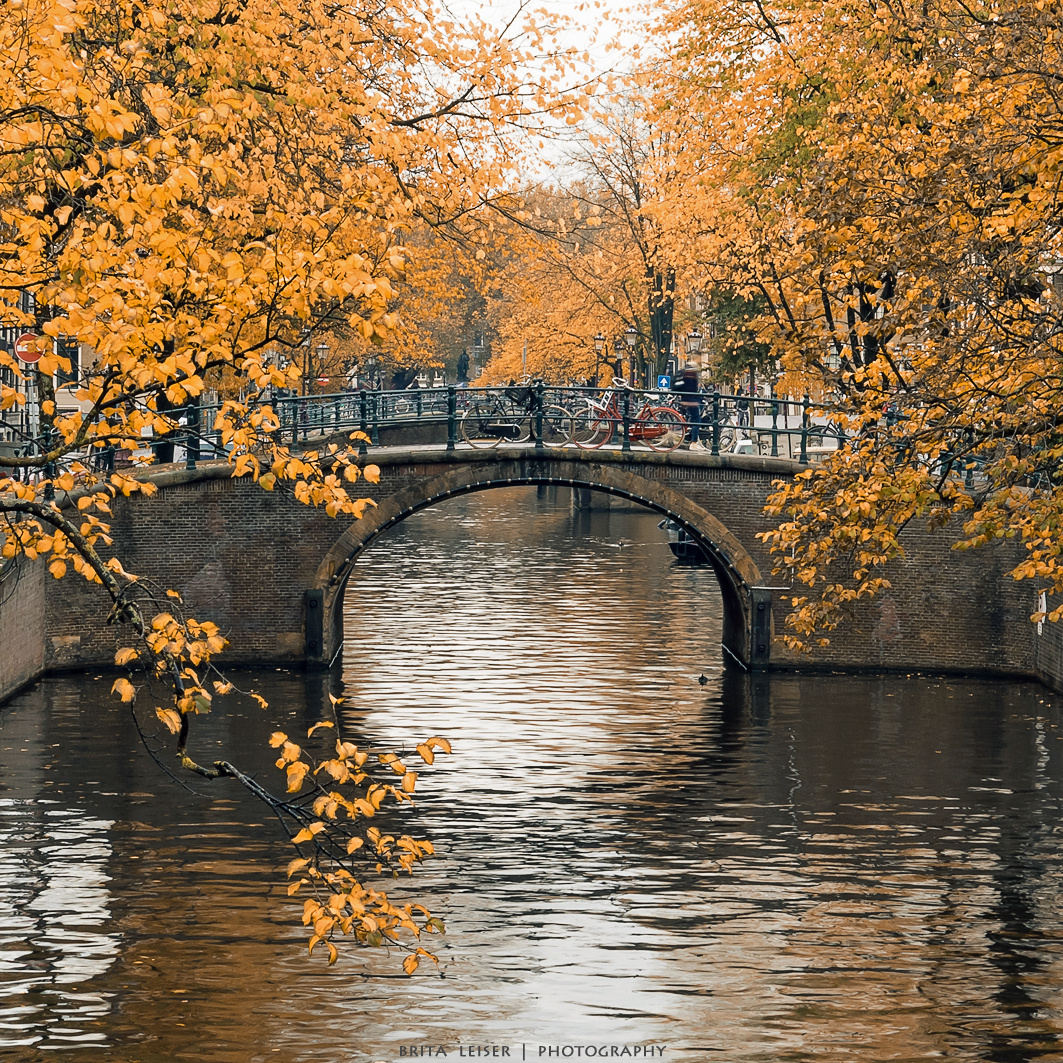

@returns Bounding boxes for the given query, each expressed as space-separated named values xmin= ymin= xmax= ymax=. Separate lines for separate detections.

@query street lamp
xmin=685 ymin=329 xmax=703 ymax=358
xmin=593 ymin=332 xmax=606 ymax=385
xmin=624 ymin=326 xmax=637 ymax=385
xmin=300 ymin=329 xmax=311 ymax=396
xmin=315 ymin=342 xmax=330 ymax=390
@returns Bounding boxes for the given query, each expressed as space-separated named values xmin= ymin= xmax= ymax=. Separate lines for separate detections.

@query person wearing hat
xmin=672 ymin=361 xmax=704 ymax=449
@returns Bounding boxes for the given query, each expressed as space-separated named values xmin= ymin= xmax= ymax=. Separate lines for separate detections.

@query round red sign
xmin=14 ymin=333 xmax=42 ymax=364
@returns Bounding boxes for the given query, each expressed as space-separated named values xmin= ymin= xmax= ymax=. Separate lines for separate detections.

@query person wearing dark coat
xmin=672 ymin=362 xmax=704 ymax=449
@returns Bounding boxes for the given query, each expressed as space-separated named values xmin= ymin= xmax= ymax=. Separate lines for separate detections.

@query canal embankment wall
xmin=1033 ymin=601 xmax=1063 ymax=693
xmin=0 ymin=557 xmax=47 ymax=703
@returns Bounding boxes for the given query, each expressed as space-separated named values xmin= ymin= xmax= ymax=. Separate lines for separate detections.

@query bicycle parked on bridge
xmin=569 ymin=379 xmax=686 ymax=452
xmin=460 ymin=381 xmax=571 ymax=449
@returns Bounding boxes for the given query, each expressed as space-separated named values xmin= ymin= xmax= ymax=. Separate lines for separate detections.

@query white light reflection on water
xmin=0 ymin=797 xmax=116 ymax=1051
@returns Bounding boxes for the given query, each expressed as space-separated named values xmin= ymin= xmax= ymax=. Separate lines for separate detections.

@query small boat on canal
xmin=658 ymin=518 xmax=710 ymax=563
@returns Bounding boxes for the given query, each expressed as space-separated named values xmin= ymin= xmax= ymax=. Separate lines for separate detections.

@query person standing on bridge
xmin=673 ymin=362 xmax=704 ymax=450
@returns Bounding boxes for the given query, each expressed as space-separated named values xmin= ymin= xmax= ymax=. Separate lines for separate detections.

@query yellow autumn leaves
xmin=270 ymin=721 xmax=452 ymax=967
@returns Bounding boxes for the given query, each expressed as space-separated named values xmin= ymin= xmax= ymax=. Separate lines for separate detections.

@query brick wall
xmin=1033 ymin=593 xmax=1063 ymax=692
xmin=40 ymin=465 xmax=345 ymax=670
xmin=0 ymin=556 xmax=47 ymax=701
xmin=666 ymin=461 xmax=1035 ymax=678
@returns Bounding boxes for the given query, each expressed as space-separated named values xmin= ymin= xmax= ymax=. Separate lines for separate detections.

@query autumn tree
xmin=644 ymin=0 xmax=1063 ymax=646
xmin=477 ymin=186 xmax=615 ymax=383
xmin=0 ymin=0 xmax=585 ymax=963
xmin=476 ymin=100 xmax=707 ymax=387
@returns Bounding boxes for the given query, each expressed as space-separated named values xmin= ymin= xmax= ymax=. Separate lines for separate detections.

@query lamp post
xmin=299 ymin=330 xmax=311 ymax=396
xmin=594 ymin=332 xmax=605 ymax=385
xmin=315 ymin=342 xmax=329 ymax=391
xmin=624 ymin=326 xmax=638 ymax=385
xmin=685 ymin=328 xmax=703 ymax=361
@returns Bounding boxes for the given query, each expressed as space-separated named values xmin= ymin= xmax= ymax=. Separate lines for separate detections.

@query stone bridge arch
xmin=310 ymin=456 xmax=771 ymax=670
xmin=6 ymin=443 xmax=1041 ymax=703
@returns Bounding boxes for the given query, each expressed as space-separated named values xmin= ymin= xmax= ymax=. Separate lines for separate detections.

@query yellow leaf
xmin=269 ymin=731 xmax=288 ymax=747
xmin=346 ymin=836 xmax=364 ymax=854
xmin=307 ymin=721 xmax=335 ymax=737
xmin=156 ymin=707 xmax=182 ymax=734
xmin=112 ymin=677 xmax=137 ymax=702
xmin=114 ymin=647 xmax=138 ymax=666
xmin=287 ymin=761 xmax=310 ymax=792
xmin=416 ymin=743 xmax=434 ymax=765
xmin=403 ymin=954 xmax=419 ymax=975
xmin=287 ymin=857 xmax=310 ymax=877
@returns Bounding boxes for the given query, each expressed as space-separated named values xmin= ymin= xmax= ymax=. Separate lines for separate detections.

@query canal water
xmin=2 ymin=486 xmax=1063 ymax=1062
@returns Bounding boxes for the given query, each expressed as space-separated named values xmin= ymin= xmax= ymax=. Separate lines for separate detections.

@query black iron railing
xmin=2 ymin=384 xmax=849 ymax=478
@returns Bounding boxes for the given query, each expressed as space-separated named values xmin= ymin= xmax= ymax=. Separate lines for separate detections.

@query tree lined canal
xmin=2 ymin=486 xmax=1063 ymax=1061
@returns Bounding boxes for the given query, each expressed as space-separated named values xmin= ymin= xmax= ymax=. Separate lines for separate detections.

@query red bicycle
xmin=569 ymin=379 xmax=687 ymax=452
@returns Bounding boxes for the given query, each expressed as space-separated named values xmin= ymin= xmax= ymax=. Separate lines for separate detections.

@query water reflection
xmin=0 ymin=797 xmax=115 ymax=1051
xmin=0 ymin=486 xmax=1061 ymax=1060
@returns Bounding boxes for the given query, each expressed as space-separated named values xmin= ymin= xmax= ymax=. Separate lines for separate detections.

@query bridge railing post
xmin=359 ymin=389 xmax=369 ymax=450
xmin=800 ymin=394 xmax=810 ymax=464
xmin=711 ymin=391 xmax=720 ymax=455
xmin=770 ymin=396 xmax=779 ymax=457
xmin=369 ymin=392 xmax=380 ymax=446
xmin=621 ymin=387 xmax=632 ymax=452
xmin=185 ymin=397 xmax=200 ymax=470
xmin=533 ymin=381 xmax=544 ymax=450
xmin=446 ymin=385 xmax=457 ymax=451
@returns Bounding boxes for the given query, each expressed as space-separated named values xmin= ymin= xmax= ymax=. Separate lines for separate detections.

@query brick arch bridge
xmin=311 ymin=450 xmax=774 ymax=670
xmin=3 ymin=443 xmax=1049 ymax=696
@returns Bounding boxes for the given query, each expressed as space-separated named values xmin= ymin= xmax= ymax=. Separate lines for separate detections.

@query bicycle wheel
xmin=538 ymin=405 xmax=572 ymax=447
xmin=642 ymin=407 xmax=687 ymax=452
xmin=460 ymin=403 xmax=504 ymax=448
xmin=718 ymin=426 xmax=736 ymax=452
xmin=510 ymin=405 xmax=533 ymax=444
xmin=570 ymin=401 xmax=612 ymax=449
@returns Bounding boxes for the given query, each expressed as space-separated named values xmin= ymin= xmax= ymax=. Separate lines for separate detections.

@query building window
xmin=56 ymin=338 xmax=79 ymax=385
